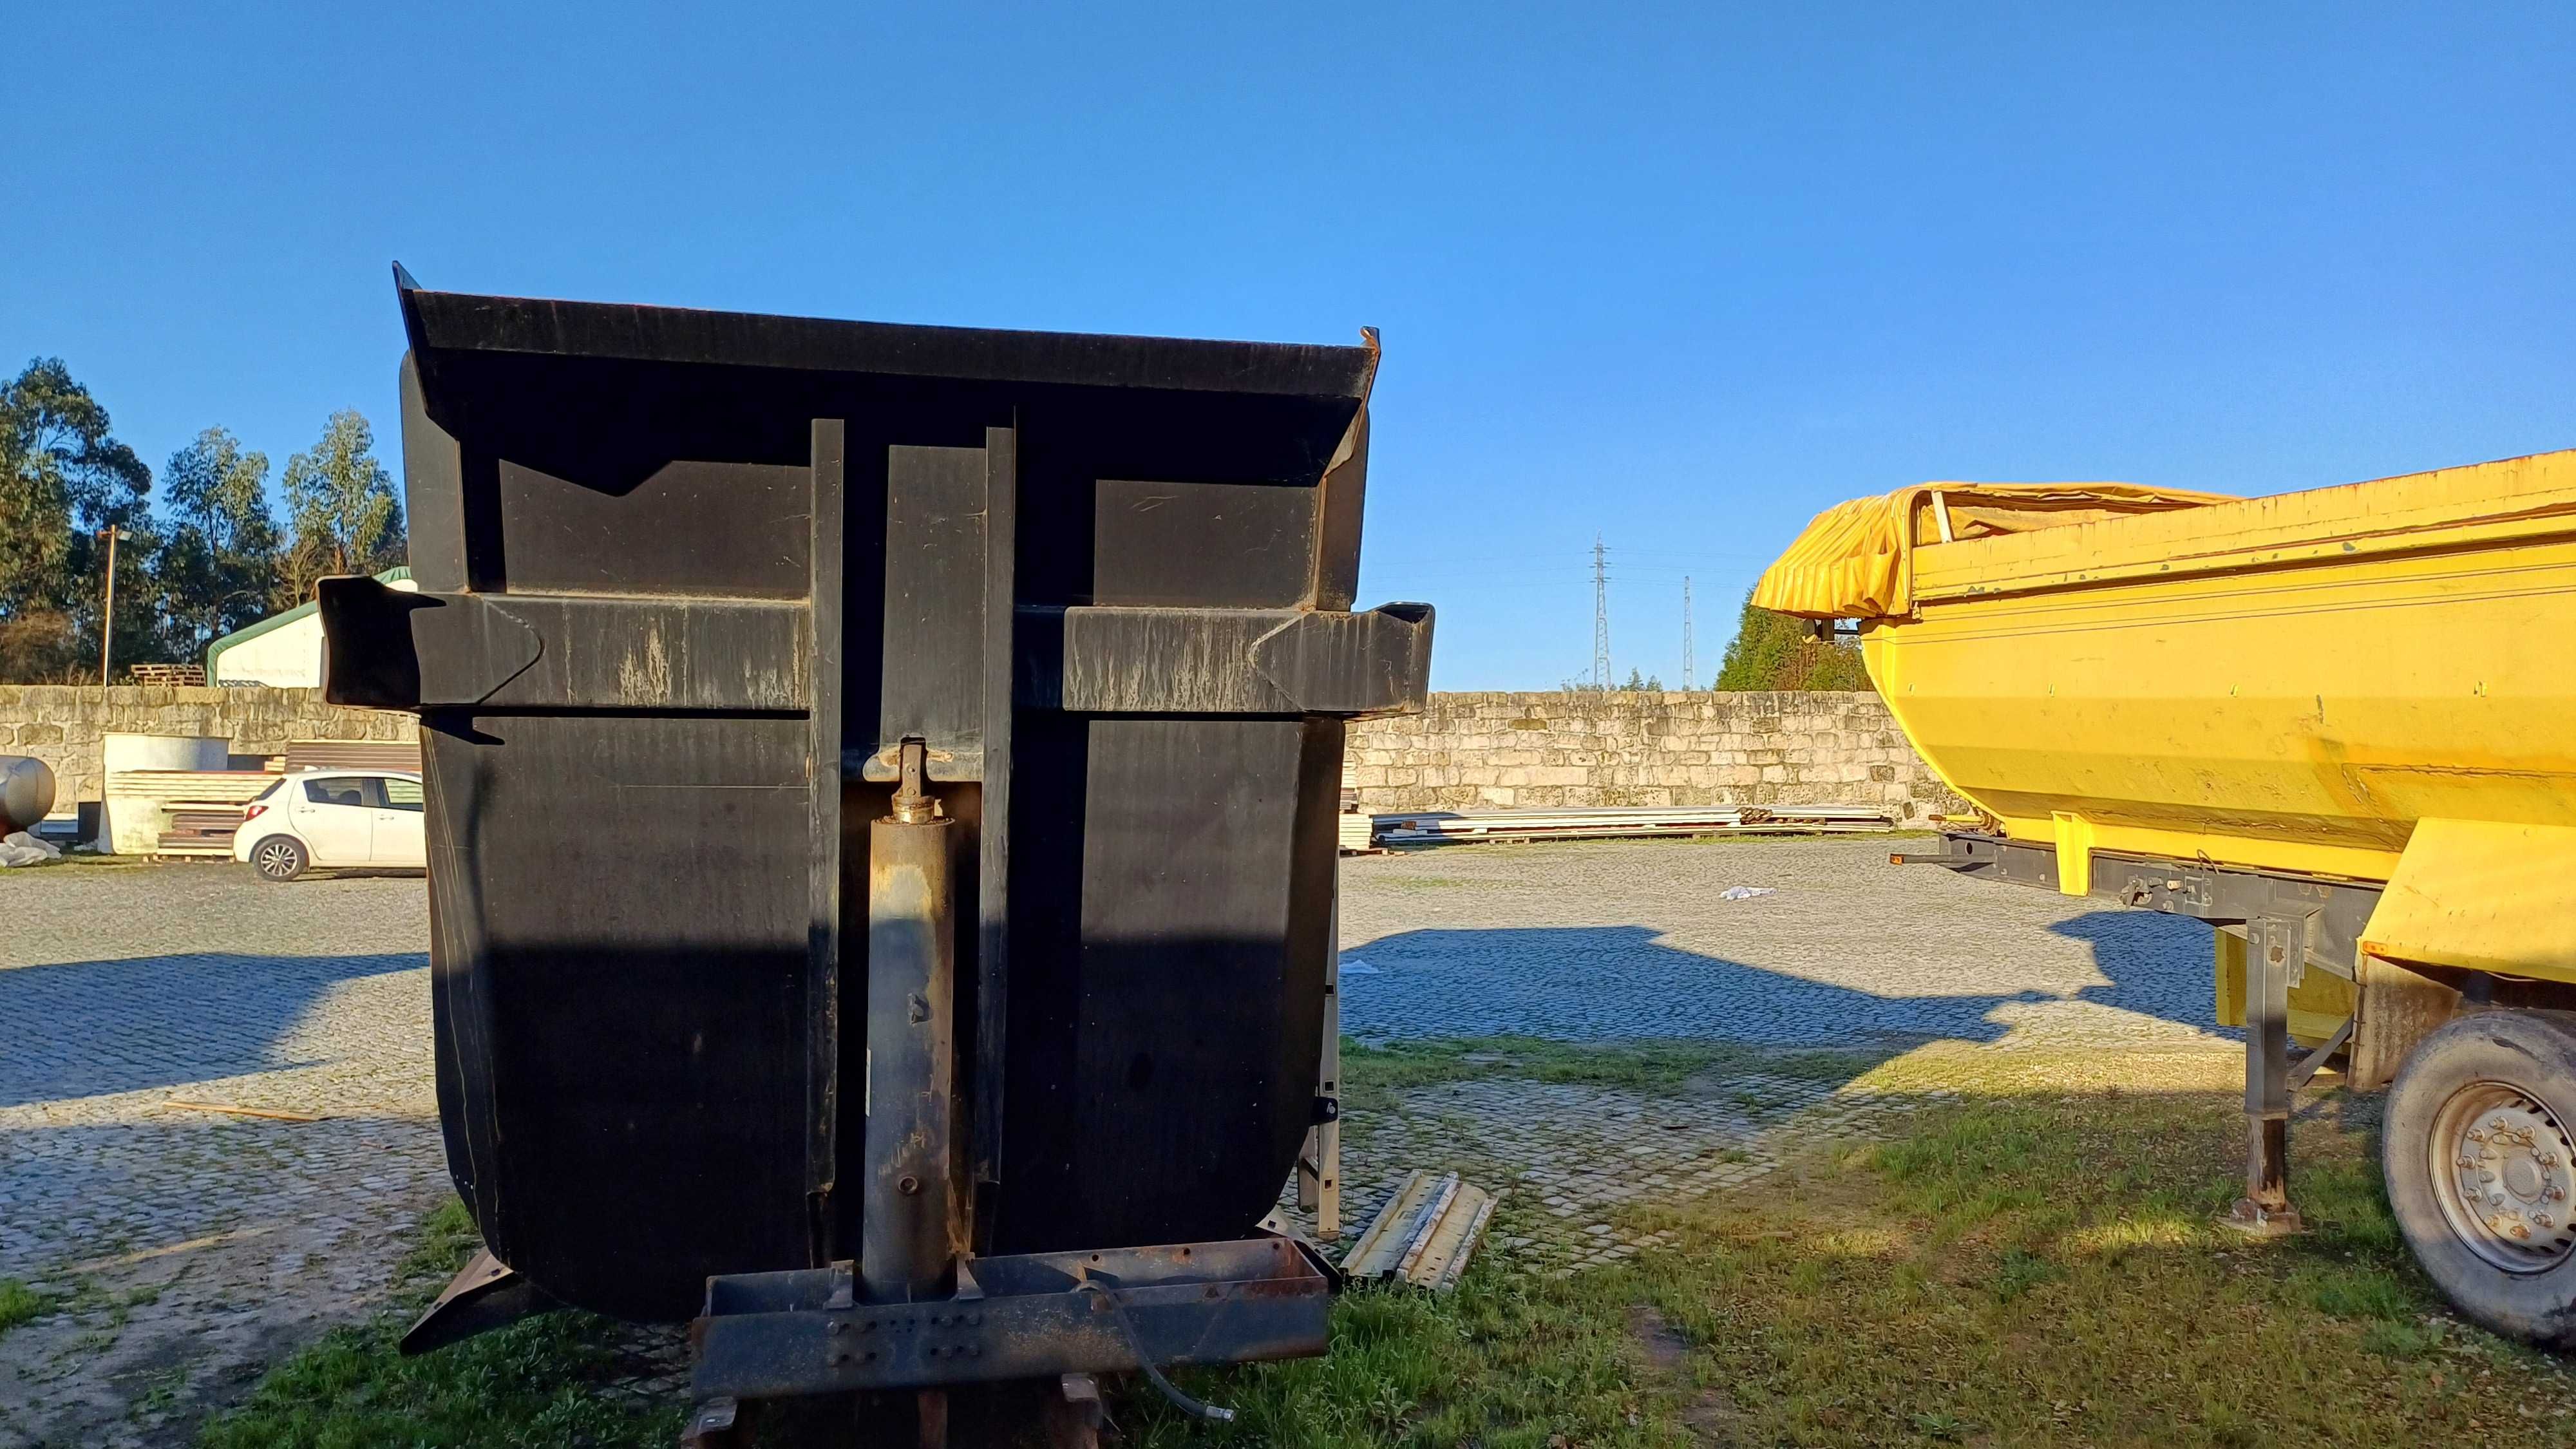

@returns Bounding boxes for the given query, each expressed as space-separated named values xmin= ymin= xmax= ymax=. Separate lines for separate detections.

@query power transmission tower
xmin=1591 ymin=536 xmax=1611 ymax=690
xmin=1681 ymin=575 xmax=1694 ymax=691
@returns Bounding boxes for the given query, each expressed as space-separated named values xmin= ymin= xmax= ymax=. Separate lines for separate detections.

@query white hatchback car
xmin=233 ymin=768 xmax=428 ymax=882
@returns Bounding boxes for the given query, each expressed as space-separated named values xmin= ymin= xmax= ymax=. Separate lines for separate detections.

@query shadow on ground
xmin=0 ymin=951 xmax=425 ymax=1106
xmin=1341 ymin=910 xmax=2217 ymax=1048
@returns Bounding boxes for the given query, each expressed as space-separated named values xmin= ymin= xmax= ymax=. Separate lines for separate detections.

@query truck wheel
xmin=2384 ymin=1009 xmax=2576 ymax=1349
xmin=249 ymin=835 xmax=309 ymax=882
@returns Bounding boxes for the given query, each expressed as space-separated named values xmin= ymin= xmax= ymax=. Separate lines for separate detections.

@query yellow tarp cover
xmin=1752 ymin=482 xmax=2233 ymax=620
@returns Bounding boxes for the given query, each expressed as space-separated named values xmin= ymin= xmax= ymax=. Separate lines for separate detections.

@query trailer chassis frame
xmin=1899 ymin=831 xmax=2381 ymax=1233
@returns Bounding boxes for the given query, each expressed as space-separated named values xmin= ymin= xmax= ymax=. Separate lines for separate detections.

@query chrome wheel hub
xmin=2432 ymin=1082 xmax=2576 ymax=1274
xmin=256 ymin=842 xmax=297 ymax=876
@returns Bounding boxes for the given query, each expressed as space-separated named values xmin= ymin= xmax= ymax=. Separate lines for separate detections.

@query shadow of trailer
xmin=321 ymin=268 xmax=1434 ymax=1444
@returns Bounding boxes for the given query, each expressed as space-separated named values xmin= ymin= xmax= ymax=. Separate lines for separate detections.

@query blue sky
xmin=7 ymin=3 xmax=2571 ymax=688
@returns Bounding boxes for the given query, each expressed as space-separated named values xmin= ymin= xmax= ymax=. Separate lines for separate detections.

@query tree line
xmin=0 ymin=357 xmax=405 ymax=683
xmin=1713 ymin=591 xmax=1871 ymax=690
xmin=1558 ymin=592 xmax=1873 ymax=694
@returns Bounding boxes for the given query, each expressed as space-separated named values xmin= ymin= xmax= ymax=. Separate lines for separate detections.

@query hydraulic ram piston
xmin=864 ymin=741 xmax=961 ymax=1303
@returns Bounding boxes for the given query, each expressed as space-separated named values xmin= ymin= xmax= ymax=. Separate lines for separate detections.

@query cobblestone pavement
xmin=1337 ymin=835 xmax=2222 ymax=1050
xmin=1280 ymin=1070 xmax=1952 ymax=1278
xmin=0 ymin=864 xmax=436 ymax=1448
xmin=1 ymin=836 xmax=2227 ymax=1441
xmin=1289 ymin=836 xmax=2226 ymax=1274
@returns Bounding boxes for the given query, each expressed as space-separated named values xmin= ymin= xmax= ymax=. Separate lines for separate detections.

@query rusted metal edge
xmin=401 ymin=1247 xmax=553 ymax=1356
xmin=690 ymin=1237 xmax=1329 ymax=1400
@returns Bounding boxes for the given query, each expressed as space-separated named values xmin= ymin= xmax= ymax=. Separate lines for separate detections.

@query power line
xmin=1591 ymin=535 xmax=1611 ymax=690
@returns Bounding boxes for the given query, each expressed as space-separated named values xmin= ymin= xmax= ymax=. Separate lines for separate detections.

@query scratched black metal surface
xmin=332 ymin=278 xmax=1422 ymax=1322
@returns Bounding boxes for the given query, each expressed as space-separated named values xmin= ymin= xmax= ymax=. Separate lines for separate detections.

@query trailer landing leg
xmin=2223 ymin=915 xmax=2308 ymax=1236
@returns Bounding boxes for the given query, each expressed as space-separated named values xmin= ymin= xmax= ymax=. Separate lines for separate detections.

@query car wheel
xmin=249 ymin=835 xmax=309 ymax=883
xmin=2383 ymin=1009 xmax=2576 ymax=1349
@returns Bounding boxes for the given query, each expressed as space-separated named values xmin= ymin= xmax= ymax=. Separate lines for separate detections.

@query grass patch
xmin=1340 ymin=1035 xmax=1887 ymax=1111
xmin=196 ymin=1199 xmax=683 ymax=1448
xmin=193 ymin=1045 xmax=2576 ymax=1446
xmin=0 ymin=1278 xmax=61 ymax=1338
xmin=1123 ymin=1057 xmax=2576 ymax=1446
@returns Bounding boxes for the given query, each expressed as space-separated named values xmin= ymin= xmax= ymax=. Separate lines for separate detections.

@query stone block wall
xmin=0 ymin=686 xmax=417 ymax=808
xmin=0 ymin=684 xmax=1964 ymax=822
xmin=1346 ymin=690 xmax=1967 ymax=820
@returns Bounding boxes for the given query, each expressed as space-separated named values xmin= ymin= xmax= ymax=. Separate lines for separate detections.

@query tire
xmin=247 ymin=835 xmax=309 ymax=883
xmin=2384 ymin=1009 xmax=2576 ymax=1349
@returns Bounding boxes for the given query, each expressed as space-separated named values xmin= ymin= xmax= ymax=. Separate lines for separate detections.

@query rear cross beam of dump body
xmin=324 ymin=271 xmax=1430 ymax=1443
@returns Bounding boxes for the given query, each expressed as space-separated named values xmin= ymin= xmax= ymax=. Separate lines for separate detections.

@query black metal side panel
xmin=1092 ymin=479 xmax=1317 ymax=608
xmin=495 ymin=460 xmax=811 ymax=598
xmin=421 ymin=713 xmax=813 ymax=1321
xmin=396 ymin=355 xmax=467 ymax=592
xmin=878 ymin=446 xmax=989 ymax=769
xmin=1000 ymin=716 xmax=1340 ymax=1251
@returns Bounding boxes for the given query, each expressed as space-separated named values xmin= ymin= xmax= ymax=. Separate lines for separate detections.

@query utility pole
xmin=97 ymin=525 xmax=126 ymax=688
xmin=1591 ymin=535 xmax=1611 ymax=690
xmin=1682 ymin=576 xmax=1694 ymax=691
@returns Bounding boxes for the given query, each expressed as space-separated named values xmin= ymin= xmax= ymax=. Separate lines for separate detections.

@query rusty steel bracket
xmin=689 ymin=1236 xmax=1329 ymax=1401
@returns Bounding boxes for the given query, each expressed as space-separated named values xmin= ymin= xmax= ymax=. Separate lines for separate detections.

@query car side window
xmin=381 ymin=777 xmax=426 ymax=812
xmin=303 ymin=777 xmax=368 ymax=808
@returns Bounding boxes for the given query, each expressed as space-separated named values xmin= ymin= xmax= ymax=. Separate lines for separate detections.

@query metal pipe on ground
xmin=1371 ymin=804 xmax=1897 ymax=845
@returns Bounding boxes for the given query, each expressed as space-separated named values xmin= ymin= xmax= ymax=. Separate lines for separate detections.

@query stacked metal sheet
xmin=108 ymin=771 xmax=272 ymax=857
xmin=283 ymin=741 xmax=422 ymax=773
xmin=1371 ymin=804 xmax=1895 ymax=845
xmin=1342 ymin=1170 xmax=1499 ymax=1291
xmin=1338 ymin=805 xmax=1378 ymax=854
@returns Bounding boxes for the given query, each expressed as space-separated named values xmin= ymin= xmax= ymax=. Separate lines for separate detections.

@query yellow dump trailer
xmin=1759 ymin=448 xmax=2576 ymax=1347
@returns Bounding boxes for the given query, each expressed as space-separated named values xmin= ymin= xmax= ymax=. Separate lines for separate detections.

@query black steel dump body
xmin=323 ymin=274 xmax=1431 ymax=1410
